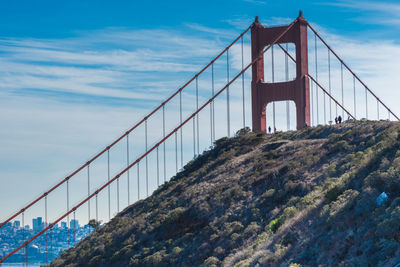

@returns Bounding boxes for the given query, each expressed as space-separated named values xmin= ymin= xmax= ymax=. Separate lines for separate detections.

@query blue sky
xmin=1 ymin=0 xmax=400 ymax=226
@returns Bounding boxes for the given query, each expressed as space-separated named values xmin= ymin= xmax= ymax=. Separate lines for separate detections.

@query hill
xmin=50 ymin=121 xmax=400 ymax=266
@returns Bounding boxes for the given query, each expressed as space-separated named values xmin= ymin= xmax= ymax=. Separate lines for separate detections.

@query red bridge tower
xmin=251 ymin=12 xmax=310 ymax=131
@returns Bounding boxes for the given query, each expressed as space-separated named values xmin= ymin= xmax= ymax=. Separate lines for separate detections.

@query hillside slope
xmin=51 ymin=121 xmax=400 ymax=267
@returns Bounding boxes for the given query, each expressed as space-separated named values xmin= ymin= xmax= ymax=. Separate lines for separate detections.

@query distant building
xmin=13 ymin=221 xmax=20 ymax=229
xmin=61 ymin=221 xmax=67 ymax=229
xmin=70 ymin=219 xmax=79 ymax=230
xmin=32 ymin=217 xmax=44 ymax=232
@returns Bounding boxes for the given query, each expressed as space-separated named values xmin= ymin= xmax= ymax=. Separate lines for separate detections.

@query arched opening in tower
xmin=265 ymin=100 xmax=297 ymax=132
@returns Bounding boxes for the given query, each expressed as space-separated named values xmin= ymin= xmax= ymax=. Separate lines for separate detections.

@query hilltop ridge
xmin=51 ymin=121 xmax=400 ymax=266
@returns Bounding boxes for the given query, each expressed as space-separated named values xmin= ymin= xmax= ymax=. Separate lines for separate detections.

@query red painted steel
xmin=0 ymin=18 xmax=299 ymax=264
xmin=251 ymin=12 xmax=310 ymax=131
xmin=0 ymin=24 xmax=253 ymax=231
xmin=306 ymin=22 xmax=400 ymax=121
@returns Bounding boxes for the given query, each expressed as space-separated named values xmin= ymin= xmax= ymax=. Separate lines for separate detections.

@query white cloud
xmin=324 ymin=1 xmax=400 ymax=26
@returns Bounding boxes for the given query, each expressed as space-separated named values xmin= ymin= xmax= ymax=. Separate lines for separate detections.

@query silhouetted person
xmin=268 ymin=126 xmax=271 ymax=133
xmin=335 ymin=117 xmax=338 ymax=124
xmin=338 ymin=115 xmax=342 ymax=124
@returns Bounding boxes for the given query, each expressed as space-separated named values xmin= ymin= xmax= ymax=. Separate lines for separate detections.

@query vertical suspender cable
xmin=137 ymin=161 xmax=140 ymax=200
xmin=272 ymin=45 xmax=276 ymax=132
xmin=22 ymin=212 xmax=25 ymax=266
xmin=211 ymin=64 xmax=215 ymax=142
xmin=341 ymin=63 xmax=344 ymax=118
xmin=388 ymin=109 xmax=390 ymax=120
xmin=328 ymin=50 xmax=332 ymax=121
xmin=193 ymin=77 xmax=196 ymax=157
xmin=377 ymin=101 xmax=380 ymax=120
xmin=353 ymin=76 xmax=356 ymax=119
xmin=175 ymin=131 xmax=178 ymax=173
xmin=145 ymin=119 xmax=148 ymax=197
xmin=87 ymin=164 xmax=91 ymax=218
xmin=365 ymin=87 xmax=368 ymax=119
xmin=285 ymin=43 xmax=290 ymax=130
xmin=45 ymin=195 xmax=48 ymax=265
xmin=226 ymin=49 xmax=231 ymax=137
xmin=107 ymin=150 xmax=111 ymax=220
xmin=126 ymin=134 xmax=130 ymax=205
xmin=196 ymin=77 xmax=200 ymax=154
xmin=315 ymin=34 xmax=319 ymax=125
xmin=156 ymin=146 xmax=159 ymax=186
xmin=107 ymin=149 xmax=111 ymax=221
xmin=67 ymin=179 xmax=70 ymax=247
xmin=211 ymin=63 xmax=215 ymax=142
xmin=95 ymin=193 xmax=98 ymax=223
xmin=311 ymin=79 xmax=314 ymax=126
xmin=193 ymin=114 xmax=196 ymax=158
xmin=162 ymin=105 xmax=166 ymax=183
xmin=209 ymin=71 xmax=213 ymax=146
xmin=179 ymin=91 xmax=183 ymax=168
xmin=241 ymin=36 xmax=246 ymax=129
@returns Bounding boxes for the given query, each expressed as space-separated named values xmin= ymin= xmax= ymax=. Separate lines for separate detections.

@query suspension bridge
xmin=0 ymin=12 xmax=398 ymax=266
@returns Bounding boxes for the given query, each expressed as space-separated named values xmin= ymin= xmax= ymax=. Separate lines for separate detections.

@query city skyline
xmin=2 ymin=217 xmax=82 ymax=230
xmin=0 ymin=216 xmax=93 ymax=264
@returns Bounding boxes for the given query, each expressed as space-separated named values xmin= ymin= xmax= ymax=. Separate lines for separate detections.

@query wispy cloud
xmin=243 ymin=0 xmax=266 ymax=5
xmin=0 ymin=28 xmax=230 ymax=103
xmin=263 ymin=17 xmax=294 ymax=26
xmin=326 ymin=0 xmax=400 ymax=13
xmin=185 ymin=23 xmax=236 ymax=37
xmin=324 ymin=0 xmax=400 ymax=26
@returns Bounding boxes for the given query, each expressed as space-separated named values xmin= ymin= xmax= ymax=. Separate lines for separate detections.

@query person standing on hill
xmin=335 ymin=117 xmax=338 ymax=124
xmin=338 ymin=115 xmax=342 ymax=124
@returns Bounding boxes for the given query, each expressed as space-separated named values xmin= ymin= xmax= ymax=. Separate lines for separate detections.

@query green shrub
xmin=376 ymin=206 xmax=400 ymax=241
xmin=325 ymin=184 xmax=344 ymax=203
xmin=243 ymin=222 xmax=261 ymax=237
xmin=223 ymin=221 xmax=244 ymax=236
xmin=268 ymin=217 xmax=283 ymax=233
xmin=203 ymin=256 xmax=220 ymax=267
xmin=172 ymin=246 xmax=182 ymax=255
xmin=235 ymin=127 xmax=251 ymax=137
xmin=323 ymin=189 xmax=360 ymax=219
xmin=325 ymin=164 xmax=337 ymax=176
xmin=143 ymin=250 xmax=165 ymax=265
xmin=282 ymin=206 xmax=298 ymax=220
xmin=328 ymin=140 xmax=352 ymax=154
